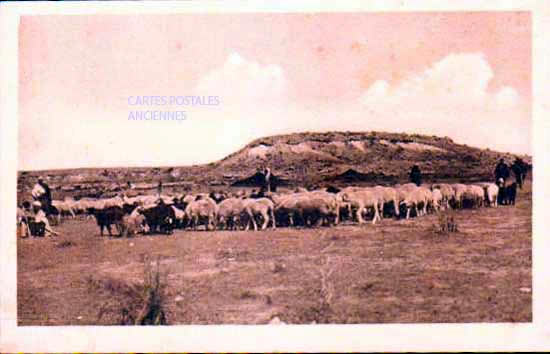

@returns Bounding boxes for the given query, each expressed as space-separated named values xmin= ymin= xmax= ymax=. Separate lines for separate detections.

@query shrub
xmin=310 ymin=254 xmax=335 ymax=323
xmin=134 ymin=256 xmax=168 ymax=325
xmin=90 ymin=255 xmax=168 ymax=325
xmin=56 ymin=240 xmax=75 ymax=248
xmin=239 ymin=290 xmax=257 ymax=300
xmin=435 ymin=212 xmax=459 ymax=234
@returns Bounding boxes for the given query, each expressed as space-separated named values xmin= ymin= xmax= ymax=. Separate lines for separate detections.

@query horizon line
xmin=17 ymin=130 xmax=532 ymax=173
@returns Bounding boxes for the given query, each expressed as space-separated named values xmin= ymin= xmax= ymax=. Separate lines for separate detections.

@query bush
xmin=56 ymin=240 xmax=75 ymax=248
xmin=90 ymin=255 xmax=168 ymax=325
xmin=134 ymin=256 xmax=168 ymax=325
xmin=310 ymin=254 xmax=335 ymax=323
xmin=435 ymin=212 xmax=459 ymax=234
xmin=239 ymin=290 xmax=258 ymax=300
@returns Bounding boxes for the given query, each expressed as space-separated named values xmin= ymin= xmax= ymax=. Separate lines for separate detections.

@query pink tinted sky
xmin=19 ymin=12 xmax=531 ymax=170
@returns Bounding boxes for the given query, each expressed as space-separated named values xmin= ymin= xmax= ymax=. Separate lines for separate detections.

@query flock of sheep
xmin=42 ymin=180 xmax=503 ymax=237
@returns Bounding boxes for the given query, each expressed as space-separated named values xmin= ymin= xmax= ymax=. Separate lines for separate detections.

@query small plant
xmin=270 ymin=261 xmax=286 ymax=273
xmin=135 ymin=255 xmax=168 ymax=325
xmin=306 ymin=244 xmax=336 ymax=323
xmin=319 ymin=256 xmax=335 ymax=311
xmin=358 ymin=282 xmax=374 ymax=293
xmin=56 ymin=240 xmax=75 ymax=248
xmin=90 ymin=255 xmax=168 ymax=325
xmin=239 ymin=290 xmax=257 ymax=300
xmin=435 ymin=212 xmax=459 ymax=234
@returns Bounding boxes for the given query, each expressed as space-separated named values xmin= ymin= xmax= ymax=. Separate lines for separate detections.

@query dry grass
xmin=17 ymin=181 xmax=531 ymax=325
xmin=434 ymin=211 xmax=459 ymax=234
xmin=83 ymin=255 xmax=167 ymax=325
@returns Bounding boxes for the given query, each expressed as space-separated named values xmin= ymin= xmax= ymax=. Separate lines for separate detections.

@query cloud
xmin=361 ymin=53 xmax=516 ymax=107
xmin=493 ymin=86 xmax=520 ymax=107
xmin=196 ymin=52 xmax=287 ymax=107
xmin=363 ymin=80 xmax=389 ymax=99
xmin=358 ymin=53 xmax=529 ymax=155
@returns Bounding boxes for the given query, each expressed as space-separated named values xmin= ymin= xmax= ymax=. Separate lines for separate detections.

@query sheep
xmin=464 ymin=185 xmax=485 ymax=208
xmin=431 ymin=188 xmax=443 ymax=212
xmin=244 ymin=198 xmax=277 ymax=231
xmin=486 ymin=183 xmax=499 ymax=207
xmin=184 ymin=197 xmax=218 ymax=231
xmin=340 ymin=189 xmax=381 ymax=225
xmin=171 ymin=205 xmax=187 ymax=228
xmin=399 ymin=187 xmax=428 ymax=219
xmin=51 ymin=200 xmax=76 ymax=219
xmin=451 ymin=184 xmax=468 ymax=209
xmin=475 ymin=182 xmax=499 ymax=207
xmin=372 ymin=186 xmax=400 ymax=219
xmin=432 ymin=183 xmax=454 ymax=210
xmin=275 ymin=193 xmax=338 ymax=227
xmin=121 ymin=207 xmax=148 ymax=237
xmin=217 ymin=198 xmax=248 ymax=230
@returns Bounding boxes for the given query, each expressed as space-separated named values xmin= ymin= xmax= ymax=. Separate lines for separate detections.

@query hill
xmin=214 ymin=131 xmax=530 ymax=185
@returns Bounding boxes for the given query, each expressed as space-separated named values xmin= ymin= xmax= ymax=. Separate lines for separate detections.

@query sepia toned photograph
xmin=14 ymin=9 xmax=533 ymax=329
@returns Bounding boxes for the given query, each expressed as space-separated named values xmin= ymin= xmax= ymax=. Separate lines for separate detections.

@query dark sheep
xmin=122 ymin=202 xmax=138 ymax=215
xmin=503 ymin=183 xmax=517 ymax=205
xmin=138 ymin=203 xmax=176 ymax=234
xmin=325 ymin=185 xmax=341 ymax=194
xmin=209 ymin=192 xmax=226 ymax=203
xmin=249 ymin=188 xmax=266 ymax=199
xmin=88 ymin=206 xmax=125 ymax=236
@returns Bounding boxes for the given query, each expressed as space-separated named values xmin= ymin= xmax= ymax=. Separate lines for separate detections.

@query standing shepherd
xmin=263 ymin=167 xmax=272 ymax=193
xmin=409 ymin=165 xmax=422 ymax=186
xmin=494 ymin=158 xmax=510 ymax=185
xmin=31 ymin=176 xmax=52 ymax=207
xmin=511 ymin=158 xmax=527 ymax=189
xmin=495 ymin=158 xmax=510 ymax=205
xmin=157 ymin=181 xmax=163 ymax=198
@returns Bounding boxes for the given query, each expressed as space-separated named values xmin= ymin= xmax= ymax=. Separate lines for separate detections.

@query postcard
xmin=1 ymin=0 xmax=549 ymax=352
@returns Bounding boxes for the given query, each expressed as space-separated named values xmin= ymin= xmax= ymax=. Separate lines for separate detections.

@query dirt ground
xmin=17 ymin=181 xmax=532 ymax=325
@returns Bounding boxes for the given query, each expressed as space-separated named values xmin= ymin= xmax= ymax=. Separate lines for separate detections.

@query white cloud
xmin=196 ymin=52 xmax=287 ymax=107
xmin=361 ymin=53 xmax=513 ymax=107
xmin=494 ymin=86 xmax=520 ymax=107
xmin=358 ymin=53 xmax=529 ymax=155
xmin=363 ymin=80 xmax=389 ymax=100
xmin=407 ymin=52 xmax=493 ymax=99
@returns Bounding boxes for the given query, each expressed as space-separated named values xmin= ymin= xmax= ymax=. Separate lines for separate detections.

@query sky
xmin=18 ymin=12 xmax=531 ymax=170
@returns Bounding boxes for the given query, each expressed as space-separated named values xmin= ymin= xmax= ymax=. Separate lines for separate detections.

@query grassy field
xmin=17 ymin=181 xmax=531 ymax=325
